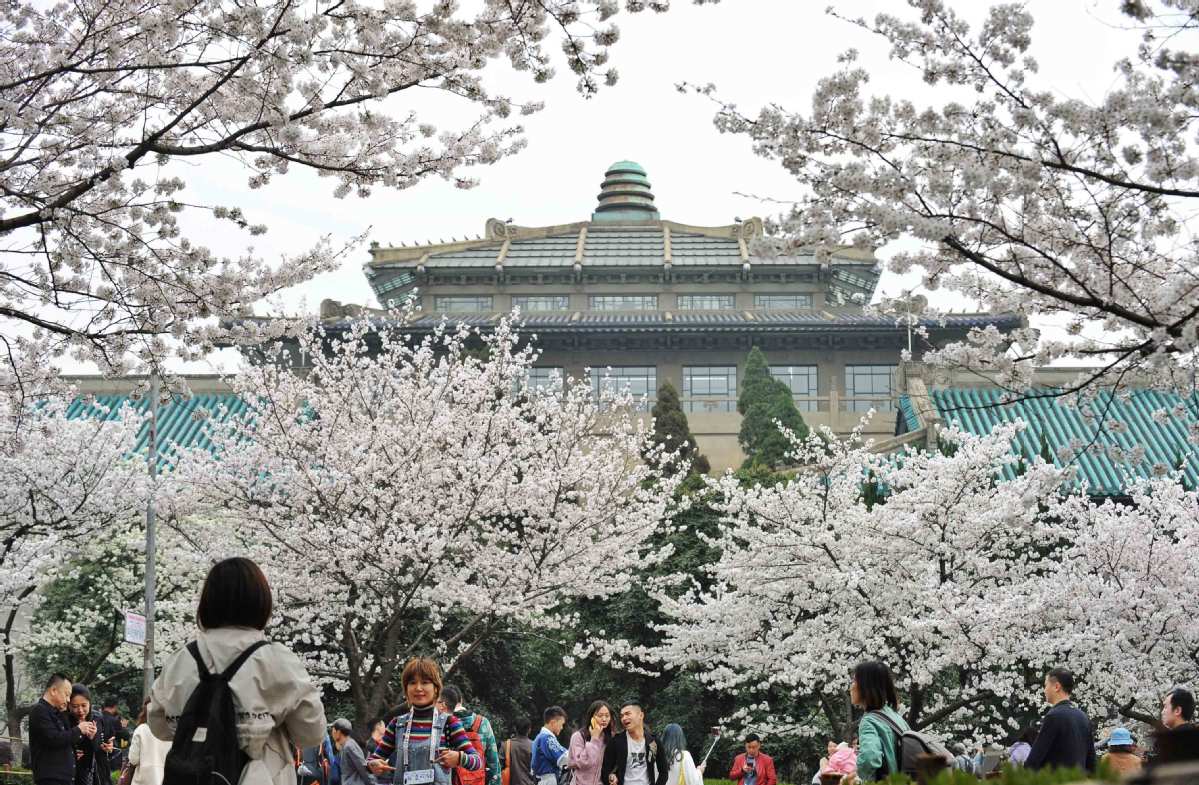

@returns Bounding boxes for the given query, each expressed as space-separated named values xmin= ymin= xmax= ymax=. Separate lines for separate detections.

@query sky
xmin=76 ymin=0 xmax=1145 ymax=374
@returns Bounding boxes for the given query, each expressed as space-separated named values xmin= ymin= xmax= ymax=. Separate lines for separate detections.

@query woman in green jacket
xmin=851 ymin=661 xmax=909 ymax=781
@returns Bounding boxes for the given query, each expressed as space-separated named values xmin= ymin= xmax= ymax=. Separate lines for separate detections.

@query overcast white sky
xmin=118 ymin=0 xmax=1141 ymax=374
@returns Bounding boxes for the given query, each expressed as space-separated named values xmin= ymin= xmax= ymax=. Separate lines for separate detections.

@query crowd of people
xmin=20 ymin=558 xmax=1198 ymax=785
xmin=806 ymin=663 xmax=1196 ymax=783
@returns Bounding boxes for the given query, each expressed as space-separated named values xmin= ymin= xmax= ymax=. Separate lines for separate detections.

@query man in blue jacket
xmin=530 ymin=707 xmax=569 ymax=785
xmin=30 ymin=674 xmax=94 ymax=785
xmin=1025 ymin=668 xmax=1096 ymax=773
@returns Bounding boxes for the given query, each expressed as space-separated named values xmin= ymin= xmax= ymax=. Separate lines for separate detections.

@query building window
xmin=770 ymin=365 xmax=819 ymax=412
xmin=526 ymin=367 xmax=564 ymax=394
xmin=590 ymin=367 xmax=657 ymax=410
xmin=683 ymin=366 xmax=737 ymax=412
xmin=513 ymin=295 xmax=570 ymax=312
xmin=434 ymin=295 xmax=493 ymax=312
xmin=677 ymin=294 xmax=735 ymax=310
xmin=844 ymin=365 xmax=896 ymax=412
xmin=754 ymin=293 xmax=812 ymax=309
xmin=588 ymin=294 xmax=658 ymax=311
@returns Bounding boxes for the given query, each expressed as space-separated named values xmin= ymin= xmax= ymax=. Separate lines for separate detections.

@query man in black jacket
xmin=1025 ymin=668 xmax=1096 ymax=773
xmin=601 ymin=703 xmax=667 ymax=785
xmin=29 ymin=674 xmax=95 ymax=785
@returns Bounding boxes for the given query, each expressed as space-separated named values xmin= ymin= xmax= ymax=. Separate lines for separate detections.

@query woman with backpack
xmin=567 ymin=701 xmax=612 ymax=785
xmin=365 ymin=657 xmax=483 ymax=785
xmin=850 ymin=661 xmax=909 ymax=782
xmin=149 ymin=557 xmax=328 ymax=785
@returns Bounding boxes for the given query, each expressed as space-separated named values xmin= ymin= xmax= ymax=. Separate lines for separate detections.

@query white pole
xmin=142 ymin=371 xmax=159 ymax=700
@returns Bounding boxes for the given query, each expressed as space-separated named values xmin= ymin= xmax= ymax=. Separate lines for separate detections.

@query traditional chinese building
xmin=325 ymin=160 xmax=1019 ymax=469
xmin=60 ymin=161 xmax=1199 ymax=483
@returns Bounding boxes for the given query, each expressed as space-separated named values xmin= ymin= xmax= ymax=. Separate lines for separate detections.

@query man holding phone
xmin=30 ymin=674 xmax=92 ymax=785
xmin=727 ymin=735 xmax=775 ymax=785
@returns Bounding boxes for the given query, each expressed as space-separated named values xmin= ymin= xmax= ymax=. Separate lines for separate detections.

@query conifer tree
xmin=649 ymin=382 xmax=710 ymax=476
xmin=737 ymin=347 xmax=809 ymax=468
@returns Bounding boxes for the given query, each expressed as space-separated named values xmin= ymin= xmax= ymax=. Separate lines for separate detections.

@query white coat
xmin=148 ymin=626 xmax=327 ymax=785
xmin=664 ymin=752 xmax=703 ymax=785
xmin=129 ymin=722 xmax=170 ymax=785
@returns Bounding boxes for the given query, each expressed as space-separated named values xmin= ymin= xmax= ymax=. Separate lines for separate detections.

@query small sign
xmin=124 ymin=611 xmax=146 ymax=646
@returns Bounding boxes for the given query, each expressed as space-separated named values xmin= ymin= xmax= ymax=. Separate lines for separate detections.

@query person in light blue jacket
xmin=531 ymin=707 xmax=570 ymax=785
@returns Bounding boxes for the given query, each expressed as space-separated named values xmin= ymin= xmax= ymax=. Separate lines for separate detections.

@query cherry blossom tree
xmin=699 ymin=0 xmax=1199 ymax=402
xmin=654 ymin=423 xmax=1067 ymax=741
xmin=175 ymin=314 xmax=688 ymax=725
xmin=1041 ymin=477 xmax=1199 ymax=726
xmin=0 ymin=0 xmax=715 ymax=376
xmin=654 ymin=417 xmax=1199 ymax=743
xmin=0 ymin=391 xmax=151 ymax=743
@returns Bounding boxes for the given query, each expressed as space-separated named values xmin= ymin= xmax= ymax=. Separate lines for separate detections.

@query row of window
xmin=525 ymin=364 xmax=897 ymax=412
xmin=432 ymin=293 xmax=815 ymax=312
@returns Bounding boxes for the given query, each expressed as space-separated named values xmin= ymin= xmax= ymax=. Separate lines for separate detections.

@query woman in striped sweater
xmin=367 ymin=658 xmax=483 ymax=785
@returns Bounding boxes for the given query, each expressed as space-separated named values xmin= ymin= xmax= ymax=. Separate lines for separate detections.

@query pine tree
xmin=648 ymin=381 xmax=710 ymax=475
xmin=737 ymin=346 xmax=809 ymax=468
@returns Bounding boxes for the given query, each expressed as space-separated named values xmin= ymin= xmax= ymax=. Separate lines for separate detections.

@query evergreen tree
xmin=648 ymin=382 xmax=710 ymax=475
xmin=737 ymin=347 xmax=809 ymax=468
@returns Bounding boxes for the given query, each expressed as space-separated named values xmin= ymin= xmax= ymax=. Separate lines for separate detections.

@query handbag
xmin=501 ymin=740 xmax=511 ymax=785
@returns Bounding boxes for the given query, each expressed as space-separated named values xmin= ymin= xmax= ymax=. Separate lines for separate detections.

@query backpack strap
xmin=186 ymin=639 xmax=270 ymax=681
xmin=868 ymin=709 xmax=904 ymax=737
xmin=220 ymin=640 xmax=271 ymax=680
xmin=186 ymin=641 xmax=212 ymax=679
xmin=866 ymin=711 xmax=905 ymax=775
xmin=471 ymin=715 xmax=484 ymax=734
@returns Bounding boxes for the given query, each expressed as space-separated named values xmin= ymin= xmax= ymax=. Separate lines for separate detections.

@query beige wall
xmin=537 ymin=346 xmax=901 ymax=472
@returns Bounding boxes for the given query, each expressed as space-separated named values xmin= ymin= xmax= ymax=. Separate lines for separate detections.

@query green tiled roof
xmin=66 ymin=393 xmax=246 ymax=465
xmin=899 ymin=387 xmax=1199 ymax=495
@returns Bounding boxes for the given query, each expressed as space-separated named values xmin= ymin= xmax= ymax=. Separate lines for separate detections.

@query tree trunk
xmin=5 ymin=705 xmax=33 ymax=764
xmin=3 ymin=589 xmax=35 ymax=761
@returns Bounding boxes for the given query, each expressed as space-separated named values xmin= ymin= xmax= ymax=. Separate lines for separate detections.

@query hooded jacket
xmin=148 ymin=627 xmax=327 ymax=785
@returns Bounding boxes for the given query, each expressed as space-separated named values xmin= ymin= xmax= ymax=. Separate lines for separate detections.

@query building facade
xmin=331 ymin=161 xmax=1019 ymax=469
xmin=57 ymin=165 xmax=1197 ymax=490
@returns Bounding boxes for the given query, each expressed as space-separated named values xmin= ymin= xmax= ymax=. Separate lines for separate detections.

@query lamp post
xmin=142 ymin=371 xmax=159 ymax=699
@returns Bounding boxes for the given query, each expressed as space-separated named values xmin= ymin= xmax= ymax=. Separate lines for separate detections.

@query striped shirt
xmin=369 ymin=706 xmax=483 ymax=771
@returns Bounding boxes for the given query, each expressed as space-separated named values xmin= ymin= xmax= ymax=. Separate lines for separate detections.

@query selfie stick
xmin=699 ymin=730 xmax=721 ymax=769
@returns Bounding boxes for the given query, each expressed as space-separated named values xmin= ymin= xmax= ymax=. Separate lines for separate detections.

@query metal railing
xmin=680 ymin=394 xmax=898 ymax=414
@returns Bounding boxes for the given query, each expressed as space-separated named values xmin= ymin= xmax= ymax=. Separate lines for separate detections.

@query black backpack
xmin=163 ymin=640 xmax=270 ymax=785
